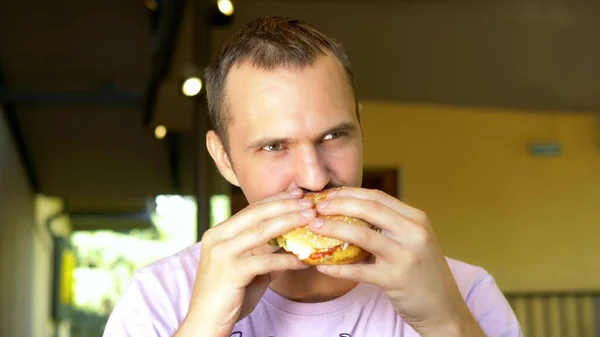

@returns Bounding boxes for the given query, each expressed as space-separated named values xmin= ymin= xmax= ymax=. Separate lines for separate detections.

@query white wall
xmin=0 ymin=107 xmax=52 ymax=337
xmin=34 ymin=196 xmax=62 ymax=337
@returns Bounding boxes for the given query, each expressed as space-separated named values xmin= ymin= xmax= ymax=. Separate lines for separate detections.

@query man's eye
xmin=323 ymin=132 xmax=345 ymax=141
xmin=262 ymin=143 xmax=283 ymax=152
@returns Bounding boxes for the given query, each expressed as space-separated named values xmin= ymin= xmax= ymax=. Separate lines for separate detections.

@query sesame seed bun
xmin=276 ymin=191 xmax=374 ymax=265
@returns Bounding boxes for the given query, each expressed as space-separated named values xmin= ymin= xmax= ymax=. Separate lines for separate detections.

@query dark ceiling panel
xmin=0 ymin=0 xmax=151 ymax=91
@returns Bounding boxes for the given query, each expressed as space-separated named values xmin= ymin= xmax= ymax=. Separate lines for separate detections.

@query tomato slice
xmin=309 ymin=246 xmax=338 ymax=260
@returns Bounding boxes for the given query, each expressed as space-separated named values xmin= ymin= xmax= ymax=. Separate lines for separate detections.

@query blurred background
xmin=0 ymin=0 xmax=599 ymax=336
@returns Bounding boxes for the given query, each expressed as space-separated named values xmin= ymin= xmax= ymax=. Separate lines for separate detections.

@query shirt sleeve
xmin=102 ymin=271 xmax=181 ymax=337
xmin=465 ymin=274 xmax=523 ymax=337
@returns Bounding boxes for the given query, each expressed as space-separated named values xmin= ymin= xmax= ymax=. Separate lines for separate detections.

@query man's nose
xmin=294 ymin=145 xmax=330 ymax=192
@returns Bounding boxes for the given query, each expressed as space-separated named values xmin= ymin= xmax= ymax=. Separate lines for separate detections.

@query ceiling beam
xmin=0 ymin=88 xmax=142 ymax=107
xmin=142 ymin=0 xmax=188 ymax=126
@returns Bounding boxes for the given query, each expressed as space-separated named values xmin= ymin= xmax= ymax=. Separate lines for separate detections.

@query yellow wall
xmin=361 ymin=101 xmax=600 ymax=292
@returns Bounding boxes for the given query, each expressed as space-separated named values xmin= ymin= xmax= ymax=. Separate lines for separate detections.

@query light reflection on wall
xmin=210 ymin=194 xmax=231 ymax=227
xmin=70 ymin=195 xmax=197 ymax=322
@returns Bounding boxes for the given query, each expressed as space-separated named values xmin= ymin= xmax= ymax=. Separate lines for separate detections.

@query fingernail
xmin=310 ymin=218 xmax=324 ymax=228
xmin=326 ymin=189 xmax=338 ymax=197
xmin=300 ymin=209 xmax=315 ymax=217
xmin=299 ymin=199 xmax=312 ymax=207
xmin=317 ymin=200 xmax=329 ymax=209
xmin=290 ymin=189 xmax=302 ymax=196
xmin=317 ymin=265 xmax=339 ymax=274
xmin=316 ymin=265 xmax=330 ymax=272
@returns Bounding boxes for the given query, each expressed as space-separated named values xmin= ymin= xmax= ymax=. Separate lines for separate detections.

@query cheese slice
xmin=284 ymin=240 xmax=314 ymax=260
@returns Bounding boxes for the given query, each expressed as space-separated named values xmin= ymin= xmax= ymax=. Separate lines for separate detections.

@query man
xmin=103 ymin=16 xmax=522 ymax=336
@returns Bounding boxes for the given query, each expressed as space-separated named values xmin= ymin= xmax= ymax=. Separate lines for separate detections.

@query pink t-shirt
xmin=102 ymin=242 xmax=522 ymax=337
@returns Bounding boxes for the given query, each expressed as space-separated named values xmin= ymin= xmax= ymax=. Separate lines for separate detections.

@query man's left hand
xmin=308 ymin=187 xmax=486 ymax=337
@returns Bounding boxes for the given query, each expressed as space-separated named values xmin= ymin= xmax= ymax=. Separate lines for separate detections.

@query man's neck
xmin=269 ymin=267 xmax=359 ymax=303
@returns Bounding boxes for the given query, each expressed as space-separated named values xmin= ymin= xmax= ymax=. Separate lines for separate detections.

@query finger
xmin=308 ymin=217 xmax=399 ymax=259
xmin=250 ymin=244 xmax=281 ymax=256
xmin=253 ymin=188 xmax=304 ymax=205
xmin=205 ymin=192 xmax=313 ymax=244
xmin=243 ymin=252 xmax=309 ymax=276
xmin=225 ymin=208 xmax=317 ymax=255
xmin=316 ymin=196 xmax=412 ymax=237
xmin=230 ymin=190 xmax=311 ymax=235
xmin=326 ymin=187 xmax=427 ymax=223
xmin=250 ymin=240 xmax=299 ymax=256
xmin=316 ymin=263 xmax=389 ymax=287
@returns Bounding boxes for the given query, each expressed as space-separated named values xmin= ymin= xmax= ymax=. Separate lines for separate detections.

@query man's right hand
xmin=174 ymin=189 xmax=315 ymax=337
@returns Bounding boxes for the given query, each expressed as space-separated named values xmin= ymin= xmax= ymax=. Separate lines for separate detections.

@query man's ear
xmin=206 ymin=130 xmax=240 ymax=186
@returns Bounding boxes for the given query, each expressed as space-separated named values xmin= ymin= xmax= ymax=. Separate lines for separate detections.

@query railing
xmin=504 ymin=291 xmax=600 ymax=337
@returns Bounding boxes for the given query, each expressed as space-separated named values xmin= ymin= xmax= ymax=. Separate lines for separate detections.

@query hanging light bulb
xmin=181 ymin=77 xmax=202 ymax=97
xmin=154 ymin=125 xmax=167 ymax=140
xmin=217 ymin=0 xmax=234 ymax=16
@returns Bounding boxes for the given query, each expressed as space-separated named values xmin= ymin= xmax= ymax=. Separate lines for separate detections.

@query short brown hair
xmin=204 ymin=16 xmax=356 ymax=144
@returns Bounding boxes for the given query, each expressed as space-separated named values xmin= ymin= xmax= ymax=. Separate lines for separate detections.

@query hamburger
xmin=272 ymin=190 xmax=377 ymax=265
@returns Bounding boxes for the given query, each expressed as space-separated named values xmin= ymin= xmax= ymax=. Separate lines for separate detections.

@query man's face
xmin=209 ymin=54 xmax=363 ymax=203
